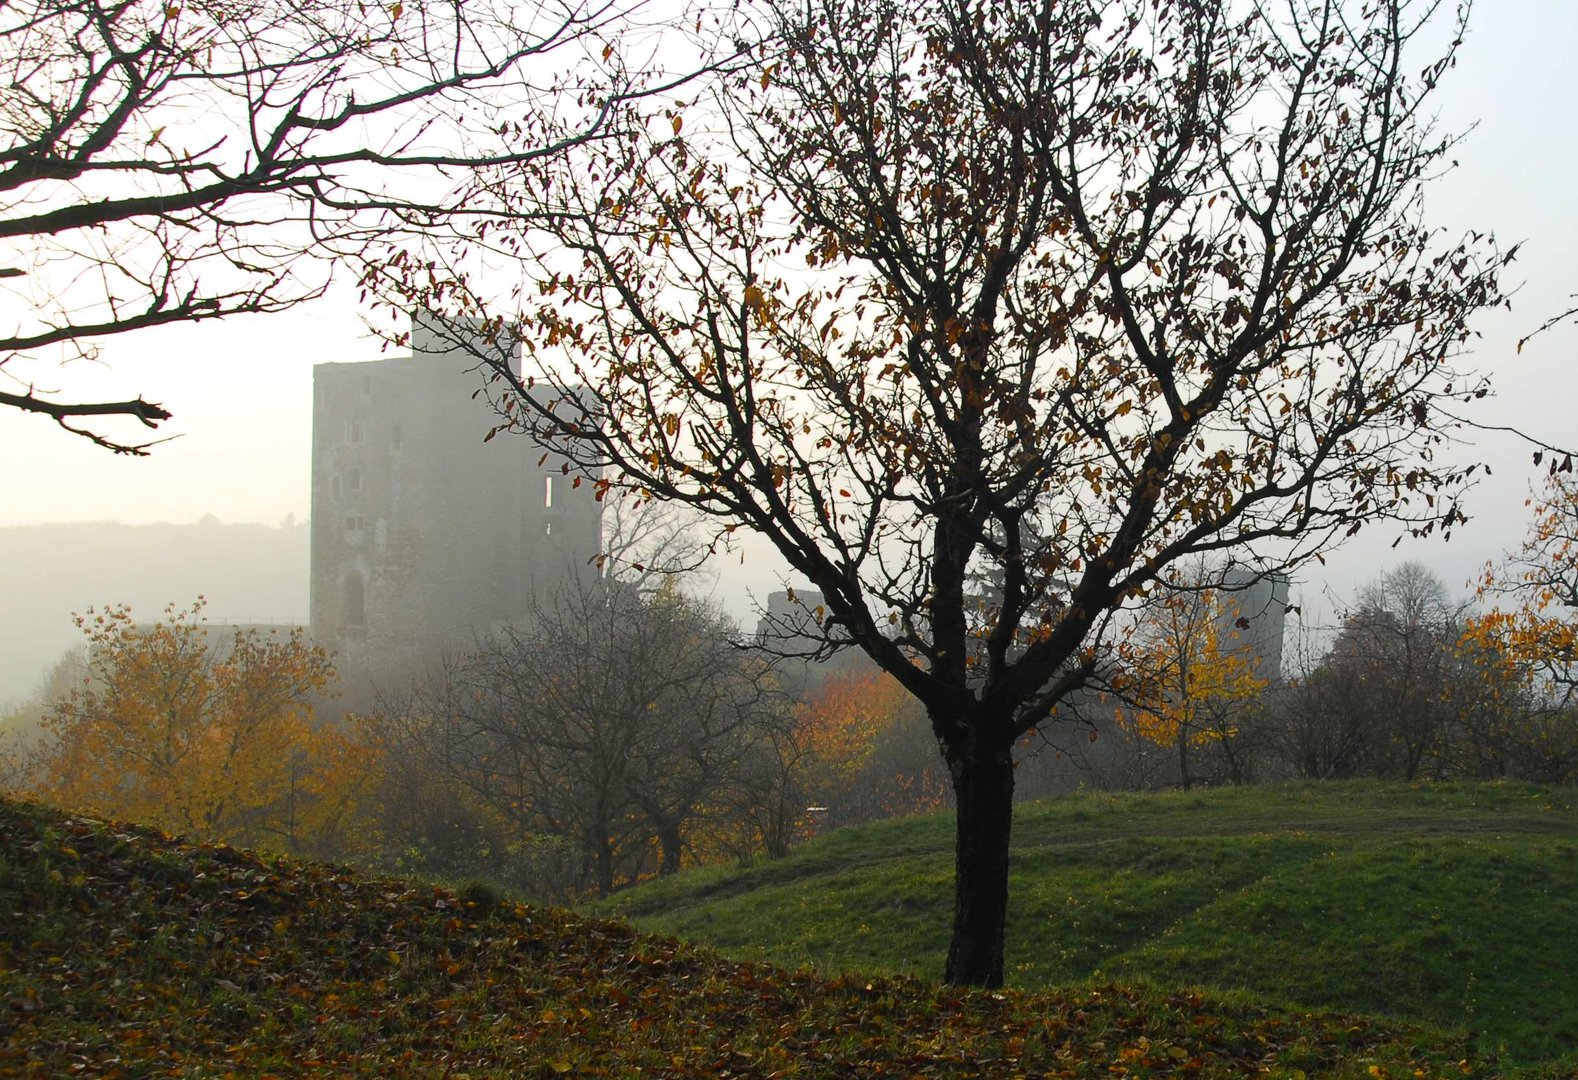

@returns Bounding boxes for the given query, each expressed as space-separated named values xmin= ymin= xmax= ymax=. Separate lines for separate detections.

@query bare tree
xmin=370 ymin=577 xmax=778 ymax=895
xmin=599 ymin=497 xmax=716 ymax=593
xmin=376 ymin=0 xmax=1512 ymax=986
xmin=723 ymin=706 xmax=809 ymax=861
xmin=1264 ymin=562 xmax=1547 ymax=782
xmin=1327 ymin=562 xmax=1464 ymax=779
xmin=0 ymin=0 xmax=677 ymax=452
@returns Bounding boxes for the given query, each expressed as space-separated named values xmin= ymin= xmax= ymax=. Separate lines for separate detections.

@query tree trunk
xmin=764 ymin=788 xmax=792 ymax=859
xmin=588 ymin=823 xmax=615 ymax=898
xmin=657 ymin=823 xmax=683 ymax=876
xmin=943 ymin=737 xmax=1015 ymax=988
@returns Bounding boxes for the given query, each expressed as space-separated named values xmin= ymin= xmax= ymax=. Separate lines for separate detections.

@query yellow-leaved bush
xmin=36 ymin=598 xmax=376 ymax=856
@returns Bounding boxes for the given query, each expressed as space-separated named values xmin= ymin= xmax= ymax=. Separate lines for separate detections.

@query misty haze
xmin=4 ymin=0 xmax=1577 ymax=1075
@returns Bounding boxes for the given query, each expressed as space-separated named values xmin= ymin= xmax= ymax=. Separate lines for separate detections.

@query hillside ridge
xmin=593 ymin=781 xmax=1578 ymax=1069
xmin=0 ymin=793 xmax=1484 ymax=1077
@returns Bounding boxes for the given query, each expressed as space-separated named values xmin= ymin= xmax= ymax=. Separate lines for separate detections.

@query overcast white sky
xmin=0 ymin=0 xmax=1574 ymax=631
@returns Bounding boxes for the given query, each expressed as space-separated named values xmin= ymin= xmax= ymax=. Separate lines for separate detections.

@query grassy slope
xmin=593 ymin=781 xmax=1578 ymax=1071
xmin=0 ymin=796 xmax=1488 ymax=1079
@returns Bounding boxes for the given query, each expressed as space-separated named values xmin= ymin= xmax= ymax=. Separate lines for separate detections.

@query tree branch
xmin=0 ymin=388 xmax=172 ymax=455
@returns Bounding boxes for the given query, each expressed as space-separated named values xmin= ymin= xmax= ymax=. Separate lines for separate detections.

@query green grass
xmin=0 ymin=793 xmax=1498 ymax=1078
xmin=592 ymin=780 xmax=1578 ymax=1072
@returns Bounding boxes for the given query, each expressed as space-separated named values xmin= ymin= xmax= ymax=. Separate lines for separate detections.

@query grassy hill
xmin=593 ymin=781 xmax=1578 ymax=1072
xmin=0 ymin=795 xmax=1494 ymax=1078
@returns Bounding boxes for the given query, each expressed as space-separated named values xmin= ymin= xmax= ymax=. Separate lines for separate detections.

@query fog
xmin=1 ymin=0 xmax=1576 ymax=697
xmin=0 ymin=519 xmax=307 ymax=703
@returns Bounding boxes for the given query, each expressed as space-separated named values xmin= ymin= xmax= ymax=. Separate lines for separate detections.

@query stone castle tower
xmin=1217 ymin=568 xmax=1290 ymax=682
xmin=309 ymin=317 xmax=601 ymax=670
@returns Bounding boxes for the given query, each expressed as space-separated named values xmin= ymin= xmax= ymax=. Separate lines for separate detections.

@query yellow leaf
xmin=671 ymin=114 xmax=683 ymax=136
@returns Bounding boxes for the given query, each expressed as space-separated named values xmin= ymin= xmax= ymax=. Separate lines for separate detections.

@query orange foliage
xmin=796 ymin=669 xmax=911 ymax=787
xmin=35 ymin=599 xmax=374 ymax=856
xmin=794 ymin=667 xmax=948 ymax=825
xmin=1470 ymin=471 xmax=1578 ymax=704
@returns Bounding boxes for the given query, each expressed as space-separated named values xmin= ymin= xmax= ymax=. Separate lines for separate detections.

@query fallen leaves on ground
xmin=0 ymin=797 xmax=1479 ymax=1077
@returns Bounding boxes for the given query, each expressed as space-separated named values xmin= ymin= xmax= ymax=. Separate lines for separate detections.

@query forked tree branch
xmin=0 ymin=388 xmax=173 ymax=454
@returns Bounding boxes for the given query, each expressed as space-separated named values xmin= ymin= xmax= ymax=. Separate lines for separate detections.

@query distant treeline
xmin=7 ymin=554 xmax=1578 ymax=901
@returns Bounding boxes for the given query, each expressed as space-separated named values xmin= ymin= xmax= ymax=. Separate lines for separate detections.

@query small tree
xmin=1325 ymin=562 xmax=1464 ymax=779
xmin=720 ymin=693 xmax=811 ymax=863
xmin=1440 ymin=624 xmax=1535 ymax=781
xmin=1464 ymin=470 xmax=1578 ymax=781
xmin=1127 ymin=576 xmax=1269 ymax=790
xmin=379 ymin=0 xmax=1512 ymax=985
xmin=36 ymin=600 xmax=361 ymax=853
xmin=1471 ymin=471 xmax=1578 ymax=704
